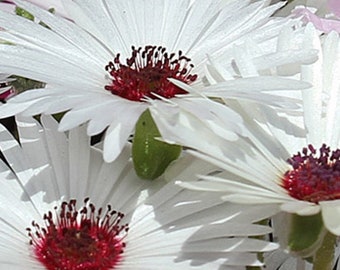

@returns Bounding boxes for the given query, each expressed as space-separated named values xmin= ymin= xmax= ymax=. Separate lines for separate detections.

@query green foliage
xmin=288 ymin=213 xmax=324 ymax=256
xmin=15 ymin=6 xmax=34 ymax=21
xmin=15 ymin=6 xmax=53 ymax=28
xmin=11 ymin=76 xmax=45 ymax=93
xmin=132 ymin=109 xmax=181 ymax=180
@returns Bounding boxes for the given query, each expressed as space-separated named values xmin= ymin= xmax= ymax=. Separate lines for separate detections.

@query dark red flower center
xmin=0 ymin=80 xmax=15 ymax=101
xmin=27 ymin=198 xmax=128 ymax=270
xmin=282 ymin=144 xmax=340 ymax=203
xmin=104 ymin=45 xmax=198 ymax=101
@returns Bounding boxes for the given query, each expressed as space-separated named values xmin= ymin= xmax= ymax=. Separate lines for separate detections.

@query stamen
xmin=105 ymin=45 xmax=197 ymax=101
xmin=282 ymin=144 xmax=340 ymax=203
xmin=27 ymin=198 xmax=128 ymax=270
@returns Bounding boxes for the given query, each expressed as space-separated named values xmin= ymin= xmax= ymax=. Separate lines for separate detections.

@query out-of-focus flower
xmin=275 ymin=0 xmax=330 ymax=16
xmin=292 ymin=6 xmax=340 ymax=33
xmin=327 ymin=0 xmax=340 ymax=17
xmin=277 ymin=0 xmax=340 ymax=33
xmin=0 ymin=0 xmax=316 ymax=163
xmin=0 ymin=114 xmax=279 ymax=269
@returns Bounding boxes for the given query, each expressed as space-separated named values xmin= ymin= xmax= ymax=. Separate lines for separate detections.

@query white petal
xmin=103 ymin=103 xmax=145 ymax=162
xmin=320 ymin=200 xmax=340 ymax=235
xmin=281 ymin=201 xmax=321 ymax=216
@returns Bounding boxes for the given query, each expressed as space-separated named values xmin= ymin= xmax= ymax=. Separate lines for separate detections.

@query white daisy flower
xmin=0 ymin=0 xmax=316 ymax=162
xmin=0 ymin=114 xmax=279 ymax=269
xmin=152 ymin=24 xmax=340 ymax=236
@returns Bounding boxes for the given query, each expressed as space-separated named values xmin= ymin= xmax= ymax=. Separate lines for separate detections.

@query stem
xmin=313 ymin=230 xmax=337 ymax=270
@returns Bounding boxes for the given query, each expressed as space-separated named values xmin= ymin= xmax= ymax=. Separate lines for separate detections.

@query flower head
xmin=0 ymin=0 xmax=316 ymax=162
xmin=0 ymin=114 xmax=278 ymax=269
xmin=152 ymin=24 xmax=340 ymax=235
xmin=283 ymin=144 xmax=340 ymax=203
xmin=28 ymin=198 xmax=127 ymax=269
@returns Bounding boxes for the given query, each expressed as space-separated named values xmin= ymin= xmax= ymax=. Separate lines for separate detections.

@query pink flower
xmin=291 ymin=0 xmax=340 ymax=33
xmin=328 ymin=0 xmax=340 ymax=17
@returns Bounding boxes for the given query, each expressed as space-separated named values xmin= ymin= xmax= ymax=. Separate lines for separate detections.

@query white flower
xmin=152 ymin=24 xmax=340 ymax=235
xmin=0 ymin=0 xmax=316 ymax=162
xmin=0 ymin=114 xmax=279 ymax=269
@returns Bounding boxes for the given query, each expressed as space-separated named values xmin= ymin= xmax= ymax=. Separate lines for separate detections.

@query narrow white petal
xmin=281 ymin=201 xmax=321 ymax=216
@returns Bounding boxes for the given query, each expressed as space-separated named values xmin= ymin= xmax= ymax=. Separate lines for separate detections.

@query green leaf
xmin=48 ymin=8 xmax=56 ymax=14
xmin=15 ymin=6 xmax=54 ymax=28
xmin=132 ymin=109 xmax=181 ymax=180
xmin=15 ymin=7 xmax=34 ymax=21
xmin=11 ymin=76 xmax=45 ymax=93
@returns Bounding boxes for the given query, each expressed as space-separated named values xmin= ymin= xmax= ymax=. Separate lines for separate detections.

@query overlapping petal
xmin=0 ymin=0 xmax=317 ymax=162
xmin=0 ymin=115 xmax=279 ymax=269
xmin=152 ymin=24 xmax=340 ymax=235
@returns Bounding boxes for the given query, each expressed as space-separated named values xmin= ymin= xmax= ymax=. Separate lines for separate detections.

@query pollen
xmin=105 ymin=45 xmax=198 ymax=101
xmin=27 ymin=198 xmax=128 ymax=270
xmin=282 ymin=144 xmax=340 ymax=203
